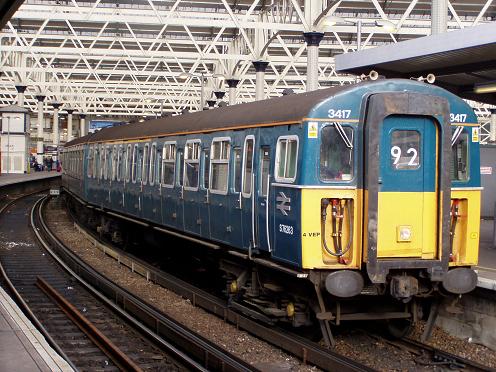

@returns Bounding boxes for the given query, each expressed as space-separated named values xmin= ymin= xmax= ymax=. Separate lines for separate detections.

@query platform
xmin=476 ymin=219 xmax=496 ymax=290
xmin=0 ymin=286 xmax=73 ymax=371
xmin=0 ymin=172 xmax=61 ymax=187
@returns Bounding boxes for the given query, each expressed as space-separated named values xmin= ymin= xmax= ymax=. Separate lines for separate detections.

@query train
xmin=61 ymin=79 xmax=481 ymax=345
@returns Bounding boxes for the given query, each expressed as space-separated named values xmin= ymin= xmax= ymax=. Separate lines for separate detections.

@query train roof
xmin=66 ymin=83 xmax=354 ymax=146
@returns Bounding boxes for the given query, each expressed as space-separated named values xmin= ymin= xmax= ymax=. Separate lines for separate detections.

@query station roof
xmin=335 ymin=22 xmax=496 ymax=106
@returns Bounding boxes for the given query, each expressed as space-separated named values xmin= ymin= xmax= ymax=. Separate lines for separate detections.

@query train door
xmin=173 ymin=147 xmax=185 ymax=230
xmin=183 ymin=140 xmax=201 ymax=235
xmin=160 ymin=141 xmax=178 ymax=228
xmin=240 ymin=135 xmax=255 ymax=250
xmin=208 ymin=137 xmax=231 ymax=243
xmin=142 ymin=142 xmax=160 ymax=222
xmin=375 ymin=115 xmax=438 ymax=259
xmin=126 ymin=144 xmax=140 ymax=215
xmin=227 ymin=143 xmax=244 ymax=247
xmin=256 ymin=144 xmax=273 ymax=252
xmin=110 ymin=144 xmax=124 ymax=212
xmin=198 ymin=143 xmax=210 ymax=237
xmin=122 ymin=144 xmax=132 ymax=212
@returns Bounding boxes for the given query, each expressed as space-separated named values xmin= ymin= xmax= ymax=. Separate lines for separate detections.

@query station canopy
xmin=335 ymin=22 xmax=496 ymax=106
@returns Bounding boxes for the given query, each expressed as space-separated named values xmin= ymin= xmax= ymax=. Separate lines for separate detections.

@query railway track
xmin=0 ymin=191 xmax=256 ymax=371
xmin=61 ymin=193 xmax=495 ymax=372
xmin=59 ymin=195 xmax=375 ymax=371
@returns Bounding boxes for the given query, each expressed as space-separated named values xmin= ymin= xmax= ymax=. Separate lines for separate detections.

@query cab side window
xmin=275 ymin=136 xmax=298 ymax=182
xmin=451 ymin=130 xmax=469 ymax=181
xmin=320 ymin=125 xmax=354 ymax=182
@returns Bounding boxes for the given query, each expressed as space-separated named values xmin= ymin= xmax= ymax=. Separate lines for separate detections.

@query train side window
xmin=260 ymin=146 xmax=271 ymax=197
xmin=116 ymin=145 xmax=123 ymax=182
xmin=103 ymin=146 xmax=109 ymax=180
xmin=203 ymin=147 xmax=210 ymax=189
xmin=142 ymin=143 xmax=150 ymax=185
xmin=177 ymin=149 xmax=184 ymax=186
xmin=161 ymin=142 xmax=176 ymax=187
xmin=149 ymin=143 xmax=157 ymax=186
xmin=275 ymin=136 xmax=298 ymax=183
xmin=320 ymin=125 xmax=354 ymax=181
xmin=99 ymin=145 xmax=105 ymax=180
xmin=184 ymin=140 xmax=200 ymax=190
xmin=451 ymin=130 xmax=469 ymax=181
xmin=94 ymin=146 xmax=99 ymax=179
xmin=125 ymin=144 xmax=132 ymax=183
xmin=390 ymin=130 xmax=421 ymax=170
xmin=112 ymin=145 xmax=118 ymax=181
xmin=131 ymin=144 xmax=138 ymax=183
xmin=137 ymin=147 xmax=143 ymax=183
xmin=210 ymin=138 xmax=230 ymax=194
xmin=156 ymin=148 xmax=162 ymax=187
xmin=242 ymin=137 xmax=254 ymax=197
xmin=233 ymin=147 xmax=242 ymax=192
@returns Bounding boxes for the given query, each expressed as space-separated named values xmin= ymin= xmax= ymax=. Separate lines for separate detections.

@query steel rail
xmin=65 ymin=197 xmax=374 ymax=372
xmin=0 ymin=190 xmax=78 ymax=371
xmin=366 ymin=332 xmax=492 ymax=371
xmin=35 ymin=276 xmax=143 ymax=372
xmin=35 ymin=195 xmax=256 ymax=372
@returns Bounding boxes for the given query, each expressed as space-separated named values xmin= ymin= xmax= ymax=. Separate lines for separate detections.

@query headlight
xmin=397 ymin=225 xmax=412 ymax=242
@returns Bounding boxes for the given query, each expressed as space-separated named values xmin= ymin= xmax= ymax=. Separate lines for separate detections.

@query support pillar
xmin=431 ymin=0 xmax=448 ymax=35
xmin=303 ymin=32 xmax=324 ymax=92
xmin=36 ymin=95 xmax=45 ymax=164
xmin=252 ymin=61 xmax=269 ymax=101
xmin=226 ymin=79 xmax=240 ymax=106
xmin=79 ymin=114 xmax=86 ymax=137
xmin=66 ymin=109 xmax=74 ymax=142
xmin=15 ymin=85 xmax=27 ymax=107
xmin=52 ymin=103 xmax=61 ymax=158
xmin=490 ymin=109 xmax=496 ymax=142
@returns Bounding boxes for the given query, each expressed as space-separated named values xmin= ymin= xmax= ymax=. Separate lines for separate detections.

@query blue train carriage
xmin=61 ymin=79 xmax=480 ymax=344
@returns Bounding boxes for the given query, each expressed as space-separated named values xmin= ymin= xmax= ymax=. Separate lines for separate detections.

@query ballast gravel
xmin=44 ymin=197 xmax=496 ymax=371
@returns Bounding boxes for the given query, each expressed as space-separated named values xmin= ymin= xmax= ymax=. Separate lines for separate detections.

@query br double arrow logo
xmin=276 ymin=191 xmax=291 ymax=216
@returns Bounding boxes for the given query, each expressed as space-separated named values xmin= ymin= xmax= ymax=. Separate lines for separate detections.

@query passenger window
xmin=320 ymin=125 xmax=354 ymax=181
xmin=233 ymin=147 xmax=242 ymax=192
xmin=137 ymin=147 xmax=143 ymax=183
xmin=112 ymin=146 xmax=117 ymax=181
xmin=125 ymin=144 xmax=132 ymax=183
xmin=99 ymin=146 xmax=105 ymax=180
xmin=451 ymin=131 xmax=469 ymax=181
xmin=142 ymin=144 xmax=150 ymax=184
xmin=260 ymin=146 xmax=271 ymax=197
xmin=275 ymin=136 xmax=298 ymax=182
xmin=210 ymin=138 xmax=230 ymax=193
xmin=150 ymin=143 xmax=157 ymax=186
xmin=117 ymin=146 xmax=123 ymax=182
xmin=390 ymin=130 xmax=420 ymax=170
xmin=203 ymin=148 xmax=210 ymax=189
xmin=94 ymin=147 xmax=99 ymax=179
xmin=161 ymin=142 xmax=176 ymax=187
xmin=184 ymin=141 xmax=200 ymax=189
xmin=177 ymin=150 xmax=184 ymax=186
xmin=242 ymin=138 xmax=254 ymax=196
xmin=131 ymin=144 xmax=138 ymax=183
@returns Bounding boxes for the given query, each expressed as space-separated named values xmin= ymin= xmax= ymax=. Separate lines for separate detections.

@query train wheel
xmin=386 ymin=318 xmax=413 ymax=339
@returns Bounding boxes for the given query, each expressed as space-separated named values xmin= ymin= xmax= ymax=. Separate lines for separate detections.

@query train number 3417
xmin=450 ymin=113 xmax=467 ymax=122
xmin=328 ymin=109 xmax=352 ymax=119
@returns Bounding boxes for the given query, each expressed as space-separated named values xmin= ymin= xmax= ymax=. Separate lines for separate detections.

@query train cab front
xmin=362 ymin=91 xmax=479 ymax=301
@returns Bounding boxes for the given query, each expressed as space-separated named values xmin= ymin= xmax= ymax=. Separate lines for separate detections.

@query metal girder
xmin=0 ymin=0 xmax=494 ymax=128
